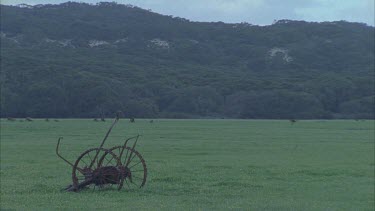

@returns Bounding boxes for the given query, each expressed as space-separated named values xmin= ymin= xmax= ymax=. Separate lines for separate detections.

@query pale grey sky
xmin=1 ymin=0 xmax=374 ymax=26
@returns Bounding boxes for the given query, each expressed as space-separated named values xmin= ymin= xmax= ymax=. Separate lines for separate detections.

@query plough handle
xmin=56 ymin=137 xmax=74 ymax=168
xmin=89 ymin=112 xmax=121 ymax=168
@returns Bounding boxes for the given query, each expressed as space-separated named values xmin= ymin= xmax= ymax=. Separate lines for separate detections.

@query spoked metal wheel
xmin=109 ymin=146 xmax=147 ymax=190
xmin=72 ymin=148 xmax=121 ymax=191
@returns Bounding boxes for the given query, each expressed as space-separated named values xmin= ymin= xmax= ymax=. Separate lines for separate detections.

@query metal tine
xmin=119 ymin=135 xmax=140 ymax=161
xmin=124 ymin=135 xmax=140 ymax=168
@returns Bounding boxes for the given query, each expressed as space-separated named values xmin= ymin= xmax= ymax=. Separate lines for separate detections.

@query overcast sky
xmin=1 ymin=0 xmax=374 ymax=26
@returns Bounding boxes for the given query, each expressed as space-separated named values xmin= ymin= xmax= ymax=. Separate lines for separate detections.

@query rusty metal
xmin=56 ymin=112 xmax=147 ymax=192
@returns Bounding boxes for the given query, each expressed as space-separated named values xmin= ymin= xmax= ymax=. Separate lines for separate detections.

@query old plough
xmin=56 ymin=113 xmax=147 ymax=192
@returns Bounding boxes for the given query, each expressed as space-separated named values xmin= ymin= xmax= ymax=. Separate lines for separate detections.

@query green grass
xmin=1 ymin=119 xmax=374 ymax=210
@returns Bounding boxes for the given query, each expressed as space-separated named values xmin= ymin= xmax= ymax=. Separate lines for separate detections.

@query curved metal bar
xmin=119 ymin=135 xmax=140 ymax=160
xmin=89 ymin=113 xmax=121 ymax=168
xmin=56 ymin=137 xmax=74 ymax=167
xmin=123 ymin=135 xmax=140 ymax=148
xmin=124 ymin=135 xmax=140 ymax=167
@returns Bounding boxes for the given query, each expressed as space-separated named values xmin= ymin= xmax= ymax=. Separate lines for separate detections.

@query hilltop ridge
xmin=1 ymin=2 xmax=374 ymax=118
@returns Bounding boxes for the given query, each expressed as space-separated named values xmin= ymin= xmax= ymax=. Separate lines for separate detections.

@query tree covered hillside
xmin=1 ymin=2 xmax=374 ymax=118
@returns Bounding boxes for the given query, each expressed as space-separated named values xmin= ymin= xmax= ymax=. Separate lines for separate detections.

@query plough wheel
xmin=109 ymin=146 xmax=147 ymax=190
xmin=72 ymin=148 xmax=121 ymax=191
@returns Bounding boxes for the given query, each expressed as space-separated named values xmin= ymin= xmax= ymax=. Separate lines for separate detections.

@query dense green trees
xmin=0 ymin=3 xmax=374 ymax=119
xmin=224 ymin=91 xmax=326 ymax=119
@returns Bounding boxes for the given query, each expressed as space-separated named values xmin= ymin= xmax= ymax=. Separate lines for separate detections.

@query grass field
xmin=0 ymin=119 xmax=374 ymax=210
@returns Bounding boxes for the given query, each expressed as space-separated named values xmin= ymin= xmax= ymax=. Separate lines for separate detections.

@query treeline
xmin=0 ymin=3 xmax=374 ymax=119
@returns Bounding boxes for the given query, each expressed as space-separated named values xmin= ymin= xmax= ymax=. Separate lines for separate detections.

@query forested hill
xmin=1 ymin=2 xmax=374 ymax=119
